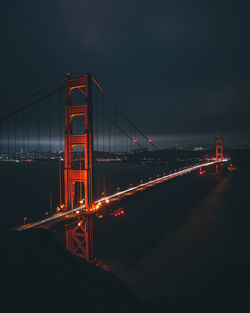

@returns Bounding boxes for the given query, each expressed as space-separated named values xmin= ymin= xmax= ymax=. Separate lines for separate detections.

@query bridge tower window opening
xmin=72 ymin=145 xmax=85 ymax=170
xmin=72 ymin=115 xmax=85 ymax=135
xmin=74 ymin=181 xmax=85 ymax=207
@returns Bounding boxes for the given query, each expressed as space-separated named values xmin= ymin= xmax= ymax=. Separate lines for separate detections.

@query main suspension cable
xmin=91 ymin=75 xmax=159 ymax=150
xmin=0 ymin=77 xmax=65 ymax=114
xmin=0 ymin=87 xmax=64 ymax=123
xmin=93 ymin=101 xmax=146 ymax=151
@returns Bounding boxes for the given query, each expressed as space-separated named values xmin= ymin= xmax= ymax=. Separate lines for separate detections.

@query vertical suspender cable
xmin=49 ymin=96 xmax=52 ymax=214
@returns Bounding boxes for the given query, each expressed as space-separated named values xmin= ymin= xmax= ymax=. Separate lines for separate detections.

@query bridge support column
xmin=64 ymin=73 xmax=95 ymax=262
xmin=216 ymin=133 xmax=223 ymax=161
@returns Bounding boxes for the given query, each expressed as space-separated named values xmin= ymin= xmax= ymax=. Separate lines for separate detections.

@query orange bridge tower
xmin=64 ymin=73 xmax=94 ymax=262
xmin=216 ymin=133 xmax=223 ymax=161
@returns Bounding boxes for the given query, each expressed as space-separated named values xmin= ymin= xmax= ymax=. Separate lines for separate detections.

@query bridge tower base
xmin=64 ymin=73 xmax=95 ymax=262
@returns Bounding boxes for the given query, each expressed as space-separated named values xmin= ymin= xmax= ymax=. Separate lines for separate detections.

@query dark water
xmin=2 ymin=160 xmax=250 ymax=310
xmin=0 ymin=161 xmax=60 ymax=230
xmin=95 ymin=165 xmax=250 ymax=307
xmin=0 ymin=161 xmax=167 ymax=230
xmin=95 ymin=165 xmax=220 ymax=264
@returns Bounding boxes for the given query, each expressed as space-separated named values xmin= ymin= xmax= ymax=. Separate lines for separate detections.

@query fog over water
xmin=1 ymin=130 xmax=249 ymax=152
xmin=151 ymin=131 xmax=250 ymax=148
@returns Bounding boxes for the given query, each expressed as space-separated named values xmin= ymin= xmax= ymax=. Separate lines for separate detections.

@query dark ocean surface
xmin=1 ymin=159 xmax=250 ymax=312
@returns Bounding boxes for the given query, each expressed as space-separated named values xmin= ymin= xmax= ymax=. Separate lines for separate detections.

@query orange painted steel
xmin=216 ymin=133 xmax=223 ymax=161
xmin=64 ymin=73 xmax=95 ymax=262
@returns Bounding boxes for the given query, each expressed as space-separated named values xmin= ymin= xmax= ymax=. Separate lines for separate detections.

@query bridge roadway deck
xmin=14 ymin=159 xmax=227 ymax=231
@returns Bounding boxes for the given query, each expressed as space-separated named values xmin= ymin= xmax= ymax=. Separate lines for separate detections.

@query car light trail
xmin=15 ymin=159 xmax=228 ymax=231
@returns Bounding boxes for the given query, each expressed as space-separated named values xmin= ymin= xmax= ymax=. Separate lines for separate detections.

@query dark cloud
xmin=1 ymin=0 xmax=250 ymax=146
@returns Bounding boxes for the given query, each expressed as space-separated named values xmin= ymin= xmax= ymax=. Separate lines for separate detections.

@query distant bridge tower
xmin=64 ymin=73 xmax=94 ymax=262
xmin=216 ymin=133 xmax=223 ymax=161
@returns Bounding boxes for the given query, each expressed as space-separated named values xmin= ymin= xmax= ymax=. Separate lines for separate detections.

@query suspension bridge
xmin=0 ymin=72 xmax=226 ymax=262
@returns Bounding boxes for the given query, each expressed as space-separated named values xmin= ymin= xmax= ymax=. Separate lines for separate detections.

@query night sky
xmin=1 ymin=0 xmax=250 ymax=147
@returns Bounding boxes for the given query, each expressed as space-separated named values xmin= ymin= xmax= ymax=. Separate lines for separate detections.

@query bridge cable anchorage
xmin=0 ymin=77 xmax=65 ymax=114
xmin=91 ymin=75 xmax=159 ymax=150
